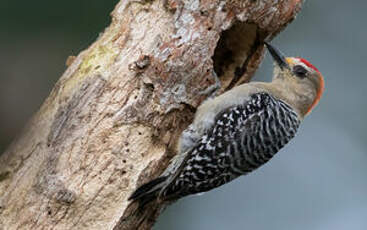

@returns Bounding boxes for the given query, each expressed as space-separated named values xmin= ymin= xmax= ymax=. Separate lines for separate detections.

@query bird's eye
xmin=293 ymin=65 xmax=308 ymax=78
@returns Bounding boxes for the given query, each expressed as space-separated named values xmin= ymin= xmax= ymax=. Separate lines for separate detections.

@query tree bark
xmin=0 ymin=0 xmax=304 ymax=229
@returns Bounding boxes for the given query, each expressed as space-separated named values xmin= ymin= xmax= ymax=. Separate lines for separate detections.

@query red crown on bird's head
xmin=297 ymin=58 xmax=320 ymax=73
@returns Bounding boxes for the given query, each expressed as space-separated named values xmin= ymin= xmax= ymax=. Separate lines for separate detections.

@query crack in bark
xmin=0 ymin=0 xmax=304 ymax=229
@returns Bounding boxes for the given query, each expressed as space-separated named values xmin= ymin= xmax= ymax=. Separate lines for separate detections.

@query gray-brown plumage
xmin=129 ymin=42 xmax=324 ymax=206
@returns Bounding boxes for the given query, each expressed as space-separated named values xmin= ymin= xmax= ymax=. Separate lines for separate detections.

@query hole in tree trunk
xmin=212 ymin=22 xmax=262 ymax=90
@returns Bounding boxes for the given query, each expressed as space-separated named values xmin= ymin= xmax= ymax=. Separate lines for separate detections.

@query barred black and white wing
xmin=129 ymin=92 xmax=300 ymax=204
xmin=160 ymin=92 xmax=300 ymax=199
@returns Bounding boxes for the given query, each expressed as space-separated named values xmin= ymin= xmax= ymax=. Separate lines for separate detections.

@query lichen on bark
xmin=0 ymin=0 xmax=303 ymax=229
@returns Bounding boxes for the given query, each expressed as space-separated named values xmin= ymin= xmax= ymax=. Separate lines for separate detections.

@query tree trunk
xmin=0 ymin=0 xmax=304 ymax=229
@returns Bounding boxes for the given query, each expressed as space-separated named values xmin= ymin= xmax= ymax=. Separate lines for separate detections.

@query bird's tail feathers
xmin=128 ymin=176 xmax=168 ymax=206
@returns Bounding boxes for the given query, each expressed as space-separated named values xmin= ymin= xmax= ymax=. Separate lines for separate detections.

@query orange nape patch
xmin=306 ymin=73 xmax=325 ymax=115
xmin=286 ymin=57 xmax=324 ymax=115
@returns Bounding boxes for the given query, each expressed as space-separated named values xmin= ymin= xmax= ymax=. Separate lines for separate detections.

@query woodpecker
xmin=129 ymin=42 xmax=324 ymax=206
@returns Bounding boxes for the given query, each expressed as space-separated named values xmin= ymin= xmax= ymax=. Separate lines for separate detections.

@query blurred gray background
xmin=1 ymin=1 xmax=366 ymax=230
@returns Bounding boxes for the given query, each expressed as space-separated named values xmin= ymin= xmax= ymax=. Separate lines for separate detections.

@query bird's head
xmin=265 ymin=42 xmax=324 ymax=117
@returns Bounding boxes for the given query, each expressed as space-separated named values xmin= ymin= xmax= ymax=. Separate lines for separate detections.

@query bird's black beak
xmin=264 ymin=42 xmax=290 ymax=70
